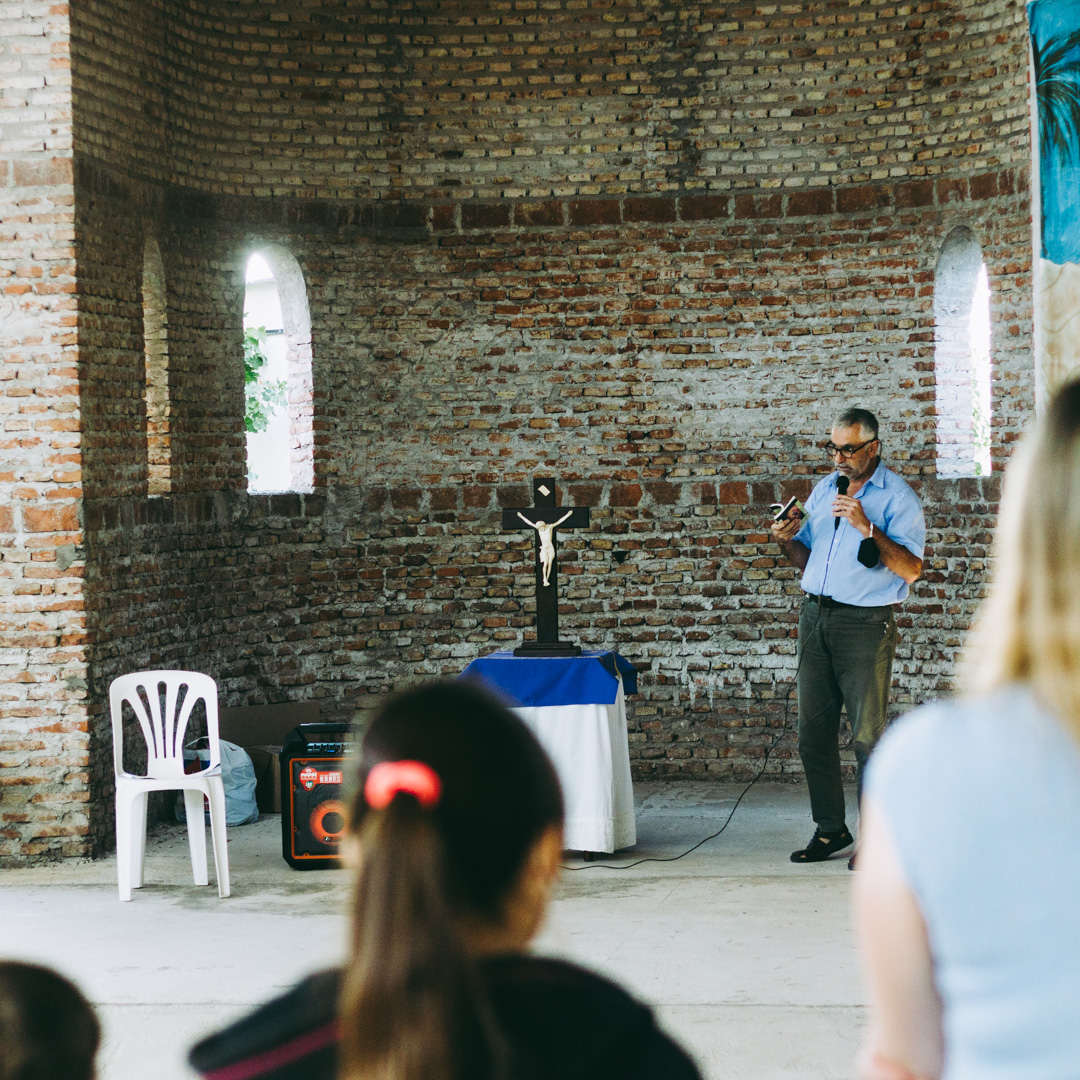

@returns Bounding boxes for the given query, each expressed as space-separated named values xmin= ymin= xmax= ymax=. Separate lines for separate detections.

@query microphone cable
xmin=563 ymin=475 xmax=851 ymax=872
xmin=563 ymin=594 xmax=826 ymax=872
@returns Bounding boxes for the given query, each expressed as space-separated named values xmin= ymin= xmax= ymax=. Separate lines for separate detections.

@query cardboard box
xmin=219 ymin=702 xmax=320 ymax=814
xmin=246 ymin=745 xmax=283 ymax=815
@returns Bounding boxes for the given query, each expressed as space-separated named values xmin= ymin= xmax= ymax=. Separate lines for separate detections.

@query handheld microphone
xmin=834 ymin=475 xmax=849 ymax=531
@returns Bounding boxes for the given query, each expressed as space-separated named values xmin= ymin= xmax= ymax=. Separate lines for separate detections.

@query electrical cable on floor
xmin=561 ymin=647 xmax=804 ymax=871
xmin=565 ymin=580 xmax=855 ymax=871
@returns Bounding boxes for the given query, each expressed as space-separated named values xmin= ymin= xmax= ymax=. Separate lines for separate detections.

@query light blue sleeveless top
xmin=866 ymin=686 xmax=1080 ymax=1080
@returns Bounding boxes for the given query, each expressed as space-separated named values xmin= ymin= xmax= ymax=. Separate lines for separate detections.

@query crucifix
xmin=501 ymin=478 xmax=590 ymax=657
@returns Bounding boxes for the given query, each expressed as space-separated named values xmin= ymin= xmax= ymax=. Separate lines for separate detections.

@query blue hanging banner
xmin=1030 ymin=0 xmax=1080 ymax=264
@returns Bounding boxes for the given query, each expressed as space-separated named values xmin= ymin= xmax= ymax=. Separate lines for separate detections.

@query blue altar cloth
xmin=461 ymin=650 xmax=638 ymax=708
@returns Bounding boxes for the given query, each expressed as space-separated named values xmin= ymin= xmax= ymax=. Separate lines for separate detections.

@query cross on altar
xmin=501 ymin=478 xmax=590 ymax=657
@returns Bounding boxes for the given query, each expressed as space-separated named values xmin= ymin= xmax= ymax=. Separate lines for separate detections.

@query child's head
xmin=340 ymin=679 xmax=564 ymax=1080
xmin=348 ymin=679 xmax=564 ymax=930
xmin=0 ymin=962 xmax=99 ymax=1080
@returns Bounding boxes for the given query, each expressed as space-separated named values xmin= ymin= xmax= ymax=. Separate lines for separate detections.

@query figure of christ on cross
xmin=515 ymin=510 xmax=572 ymax=587
xmin=501 ymin=479 xmax=590 ymax=657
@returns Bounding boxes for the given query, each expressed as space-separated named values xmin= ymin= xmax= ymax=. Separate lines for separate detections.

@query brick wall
xmin=154 ymin=0 xmax=1030 ymax=201
xmin=0 ymin=2 xmax=92 ymax=860
xmin=1 ymin=0 xmax=1037 ymax=859
xmin=69 ymin=0 xmax=169 ymax=181
xmin=74 ymin=166 xmax=1028 ymax=858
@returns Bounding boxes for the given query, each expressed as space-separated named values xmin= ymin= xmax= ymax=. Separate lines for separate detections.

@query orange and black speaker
xmin=281 ymin=723 xmax=353 ymax=870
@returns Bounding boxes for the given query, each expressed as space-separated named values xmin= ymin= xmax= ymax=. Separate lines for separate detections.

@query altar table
xmin=461 ymin=650 xmax=637 ymax=854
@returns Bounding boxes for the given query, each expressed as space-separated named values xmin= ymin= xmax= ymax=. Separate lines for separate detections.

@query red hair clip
xmin=364 ymin=760 xmax=442 ymax=810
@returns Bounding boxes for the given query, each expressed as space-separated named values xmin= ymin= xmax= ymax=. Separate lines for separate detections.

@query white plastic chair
xmin=109 ymin=670 xmax=230 ymax=901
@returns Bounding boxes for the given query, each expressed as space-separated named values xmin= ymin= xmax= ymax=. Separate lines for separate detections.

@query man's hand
xmin=833 ymin=494 xmax=871 ymax=537
xmin=833 ymin=496 xmax=923 ymax=585
xmin=771 ymin=512 xmax=810 ymax=571
xmin=770 ymin=514 xmax=802 ymax=544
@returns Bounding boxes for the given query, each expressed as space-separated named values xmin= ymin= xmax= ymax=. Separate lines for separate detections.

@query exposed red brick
xmin=461 ymin=204 xmax=511 ymax=230
xmin=22 ymin=505 xmax=78 ymax=532
xmin=390 ymin=487 xmax=422 ymax=510
xmin=679 ymin=195 xmax=729 ymax=221
xmin=936 ymin=178 xmax=969 ymax=204
xmin=375 ymin=204 xmax=427 ymax=230
xmin=786 ymin=190 xmax=834 ymax=216
xmin=895 ymin=181 xmax=934 ymax=208
xmin=969 ymin=173 xmax=998 ymax=200
xmin=645 ymin=482 xmax=679 ymax=505
xmin=463 ymin=485 xmax=492 ymax=508
xmin=568 ymin=200 xmax=621 ymax=226
xmin=269 ymin=493 xmax=302 ymax=516
xmin=568 ymin=484 xmax=602 ymax=506
xmin=624 ymin=197 xmax=676 ymax=223
xmin=735 ymin=194 xmax=782 ymax=219
xmin=513 ymin=201 xmax=563 ymax=227
xmin=783 ymin=479 xmax=816 ymax=501
xmin=836 ymin=184 xmax=892 ymax=214
xmin=432 ymin=205 xmax=456 ymax=232
xmin=496 ymin=484 xmax=530 ymax=508
xmin=429 ymin=487 xmax=457 ymax=511
xmin=609 ymin=484 xmax=643 ymax=507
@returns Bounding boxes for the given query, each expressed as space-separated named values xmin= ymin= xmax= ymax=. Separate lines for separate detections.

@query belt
xmin=805 ymin=594 xmax=895 ymax=613
xmin=805 ymin=594 xmax=861 ymax=610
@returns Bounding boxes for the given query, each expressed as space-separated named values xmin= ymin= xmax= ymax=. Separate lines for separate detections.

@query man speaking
xmin=772 ymin=408 xmax=925 ymax=868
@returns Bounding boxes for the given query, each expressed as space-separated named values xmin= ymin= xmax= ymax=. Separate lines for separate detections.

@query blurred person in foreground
xmin=855 ymin=378 xmax=1080 ymax=1080
xmin=0 ymin=961 xmax=100 ymax=1080
xmin=190 ymin=680 xmax=701 ymax=1080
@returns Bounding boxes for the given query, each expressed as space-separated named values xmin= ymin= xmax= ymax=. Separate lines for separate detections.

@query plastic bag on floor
xmin=174 ymin=739 xmax=260 ymax=826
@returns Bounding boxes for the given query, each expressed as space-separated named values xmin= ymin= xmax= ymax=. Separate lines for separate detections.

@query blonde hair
xmin=961 ymin=378 xmax=1080 ymax=736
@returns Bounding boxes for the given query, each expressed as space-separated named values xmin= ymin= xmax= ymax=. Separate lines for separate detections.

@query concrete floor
xmin=0 ymin=781 xmax=866 ymax=1080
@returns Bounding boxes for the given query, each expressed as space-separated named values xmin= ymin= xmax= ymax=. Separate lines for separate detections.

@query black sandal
xmin=790 ymin=827 xmax=854 ymax=863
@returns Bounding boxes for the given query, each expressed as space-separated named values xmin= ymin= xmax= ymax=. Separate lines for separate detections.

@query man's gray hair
xmin=834 ymin=408 xmax=879 ymax=441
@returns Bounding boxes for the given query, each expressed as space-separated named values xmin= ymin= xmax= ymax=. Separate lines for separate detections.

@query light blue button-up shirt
xmin=795 ymin=460 xmax=925 ymax=606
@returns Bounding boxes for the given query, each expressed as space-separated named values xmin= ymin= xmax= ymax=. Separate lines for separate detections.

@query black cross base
xmin=501 ymin=478 xmax=590 ymax=657
xmin=515 ymin=640 xmax=582 ymax=658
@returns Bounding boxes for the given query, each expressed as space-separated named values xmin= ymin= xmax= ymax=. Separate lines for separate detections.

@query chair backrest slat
xmin=109 ymin=671 xmax=219 ymax=782
xmin=164 ymin=680 xmax=182 ymax=761
xmin=122 ymin=687 xmax=157 ymax=766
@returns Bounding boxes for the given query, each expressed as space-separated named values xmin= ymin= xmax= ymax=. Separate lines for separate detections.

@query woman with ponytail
xmin=854 ymin=377 xmax=1080 ymax=1080
xmin=190 ymin=680 xmax=701 ymax=1080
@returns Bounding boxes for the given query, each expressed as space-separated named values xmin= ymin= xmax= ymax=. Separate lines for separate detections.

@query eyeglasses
xmin=824 ymin=438 xmax=878 ymax=459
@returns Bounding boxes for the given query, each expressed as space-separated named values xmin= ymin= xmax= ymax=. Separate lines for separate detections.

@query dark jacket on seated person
xmin=189 ymin=953 xmax=702 ymax=1080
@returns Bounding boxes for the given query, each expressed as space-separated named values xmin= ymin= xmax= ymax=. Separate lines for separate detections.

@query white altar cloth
xmin=460 ymin=651 xmax=638 ymax=855
xmin=513 ymin=681 xmax=636 ymax=854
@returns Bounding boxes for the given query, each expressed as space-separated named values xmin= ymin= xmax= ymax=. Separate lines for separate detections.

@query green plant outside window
xmin=243 ymin=327 xmax=287 ymax=434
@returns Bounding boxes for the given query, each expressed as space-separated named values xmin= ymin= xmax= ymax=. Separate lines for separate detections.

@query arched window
xmin=242 ymin=248 xmax=314 ymax=493
xmin=934 ymin=227 xmax=992 ymax=477
xmin=142 ymin=236 xmax=171 ymax=496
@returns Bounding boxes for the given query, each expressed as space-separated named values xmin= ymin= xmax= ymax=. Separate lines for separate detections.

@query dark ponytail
xmin=340 ymin=799 xmax=474 ymax=1080
xmin=339 ymin=681 xmax=563 ymax=1080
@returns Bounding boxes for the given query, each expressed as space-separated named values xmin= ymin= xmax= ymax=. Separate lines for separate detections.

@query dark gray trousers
xmin=797 ymin=597 xmax=898 ymax=834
